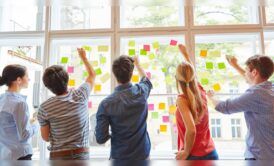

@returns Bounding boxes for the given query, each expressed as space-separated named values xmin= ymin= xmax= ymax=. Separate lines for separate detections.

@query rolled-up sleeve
xmin=138 ymin=76 xmax=153 ymax=99
xmin=13 ymin=102 xmax=38 ymax=142
xmin=95 ymin=103 xmax=110 ymax=144
xmin=75 ymin=83 xmax=91 ymax=101
xmin=215 ymin=89 xmax=258 ymax=114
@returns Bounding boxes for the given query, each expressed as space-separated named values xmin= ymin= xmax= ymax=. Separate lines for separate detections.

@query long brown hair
xmin=176 ymin=62 xmax=205 ymax=124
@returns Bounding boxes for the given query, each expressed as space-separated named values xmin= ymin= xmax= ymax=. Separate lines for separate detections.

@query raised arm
xmin=178 ymin=44 xmax=193 ymax=65
xmin=133 ymin=56 xmax=146 ymax=78
xmin=77 ymin=48 xmax=96 ymax=89
xmin=226 ymin=55 xmax=246 ymax=78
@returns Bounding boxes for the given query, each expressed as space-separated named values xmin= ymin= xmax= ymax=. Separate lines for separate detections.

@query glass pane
xmin=120 ymin=0 xmax=184 ymax=28
xmin=50 ymin=37 xmax=111 ymax=95
xmin=121 ymin=35 xmax=185 ymax=94
xmin=195 ymin=33 xmax=261 ymax=94
xmin=217 ymin=127 xmax=221 ymax=137
xmin=194 ymin=0 xmax=259 ymax=25
xmin=232 ymin=127 xmax=235 ymax=138
xmin=51 ymin=0 xmax=111 ymax=30
xmin=0 ymin=0 xmax=45 ymax=31
xmin=263 ymin=32 xmax=274 ymax=83
xmin=211 ymin=127 xmax=216 ymax=138
xmin=265 ymin=0 xmax=274 ymax=23
xmin=0 ymin=37 xmax=44 ymax=159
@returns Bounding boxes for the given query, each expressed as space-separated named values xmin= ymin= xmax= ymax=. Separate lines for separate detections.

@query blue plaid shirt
xmin=216 ymin=81 xmax=274 ymax=159
xmin=95 ymin=77 xmax=152 ymax=160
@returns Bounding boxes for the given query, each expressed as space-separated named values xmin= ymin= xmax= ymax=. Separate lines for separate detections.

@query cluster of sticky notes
xmin=68 ymin=79 xmax=75 ymax=86
xmin=160 ymin=124 xmax=167 ymax=132
xmin=213 ymin=83 xmax=221 ymax=92
xmin=131 ymin=75 xmax=139 ymax=83
xmin=159 ymin=103 xmax=166 ymax=110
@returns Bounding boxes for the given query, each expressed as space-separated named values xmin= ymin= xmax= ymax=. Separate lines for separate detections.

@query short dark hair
xmin=245 ymin=55 xmax=274 ymax=80
xmin=112 ymin=55 xmax=134 ymax=84
xmin=43 ymin=65 xmax=69 ymax=95
xmin=0 ymin=64 xmax=27 ymax=87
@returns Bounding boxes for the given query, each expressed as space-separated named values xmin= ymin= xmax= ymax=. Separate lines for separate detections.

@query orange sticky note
xmin=131 ymin=75 xmax=139 ymax=83
xmin=213 ymin=83 xmax=221 ymax=92
xmin=159 ymin=103 xmax=166 ymax=110
xmin=169 ymin=105 xmax=177 ymax=114
xmin=68 ymin=79 xmax=75 ymax=86
xmin=94 ymin=84 xmax=102 ymax=92
xmin=200 ymin=50 xmax=207 ymax=58
xmin=160 ymin=125 xmax=167 ymax=132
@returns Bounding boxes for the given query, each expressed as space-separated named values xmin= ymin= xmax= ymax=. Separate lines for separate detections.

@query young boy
xmin=95 ymin=55 xmax=152 ymax=160
xmin=37 ymin=48 xmax=96 ymax=160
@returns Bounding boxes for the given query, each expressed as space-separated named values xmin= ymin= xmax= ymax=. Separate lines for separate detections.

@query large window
xmin=231 ymin=119 xmax=242 ymax=138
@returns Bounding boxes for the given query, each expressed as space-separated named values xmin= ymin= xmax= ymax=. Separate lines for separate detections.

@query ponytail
xmin=0 ymin=65 xmax=27 ymax=87
xmin=0 ymin=76 xmax=6 ymax=86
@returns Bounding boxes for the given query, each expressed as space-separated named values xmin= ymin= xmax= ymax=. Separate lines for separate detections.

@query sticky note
xmin=67 ymin=66 xmax=74 ymax=73
xmin=162 ymin=116 xmax=170 ymax=123
xmin=83 ymin=71 xmax=88 ymax=77
xmin=169 ymin=105 xmax=177 ymax=114
xmin=61 ymin=57 xmax=68 ymax=64
xmin=68 ymin=79 xmax=75 ymax=86
xmin=165 ymin=75 xmax=172 ymax=84
xmin=218 ymin=62 xmax=226 ymax=69
xmin=82 ymin=45 xmax=92 ymax=52
xmin=201 ymin=78 xmax=209 ymax=85
xmin=146 ymin=72 xmax=151 ymax=79
xmin=152 ymin=112 xmax=159 ymax=119
xmin=140 ymin=49 xmax=147 ymax=56
xmin=128 ymin=49 xmax=136 ymax=56
xmin=209 ymin=50 xmax=221 ymax=57
xmin=88 ymin=101 xmax=92 ymax=108
xmin=100 ymin=56 xmax=107 ymax=64
xmin=159 ymin=103 xmax=166 ymax=110
xmin=162 ymin=68 xmax=167 ymax=73
xmin=142 ymin=63 xmax=149 ymax=69
xmin=152 ymin=41 xmax=159 ymax=49
xmin=170 ymin=39 xmax=178 ymax=46
xmin=148 ymin=53 xmax=155 ymax=60
xmin=91 ymin=60 xmax=99 ymax=67
xmin=200 ymin=50 xmax=207 ymax=58
xmin=98 ymin=45 xmax=109 ymax=52
xmin=94 ymin=84 xmax=102 ymax=92
xmin=100 ymin=73 xmax=110 ymax=83
xmin=95 ymin=68 xmax=102 ymax=75
xmin=128 ymin=40 xmax=135 ymax=47
xmin=206 ymin=62 xmax=213 ymax=70
xmin=143 ymin=45 xmax=150 ymax=51
xmin=160 ymin=125 xmax=167 ymax=132
xmin=131 ymin=75 xmax=139 ymax=83
xmin=148 ymin=104 xmax=154 ymax=111
xmin=213 ymin=83 xmax=221 ymax=92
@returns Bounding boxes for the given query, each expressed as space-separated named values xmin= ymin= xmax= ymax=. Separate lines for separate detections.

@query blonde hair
xmin=176 ymin=62 xmax=205 ymax=124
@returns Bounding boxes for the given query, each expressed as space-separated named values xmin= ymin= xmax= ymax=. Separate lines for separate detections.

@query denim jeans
xmin=50 ymin=152 xmax=89 ymax=160
xmin=187 ymin=149 xmax=219 ymax=160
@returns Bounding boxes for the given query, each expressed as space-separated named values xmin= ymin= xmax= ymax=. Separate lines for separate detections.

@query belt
xmin=50 ymin=147 xmax=89 ymax=158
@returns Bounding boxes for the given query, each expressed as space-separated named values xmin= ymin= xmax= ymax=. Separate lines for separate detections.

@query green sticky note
xmin=152 ymin=41 xmax=160 ymax=49
xmin=128 ymin=40 xmax=135 ymax=47
xmin=61 ymin=57 xmax=68 ymax=64
xmin=128 ymin=49 xmax=136 ymax=56
xmin=98 ymin=45 xmax=109 ymax=52
xmin=83 ymin=71 xmax=88 ymax=77
xmin=95 ymin=68 xmax=102 ymax=75
xmin=218 ymin=62 xmax=226 ymax=69
xmin=82 ymin=45 xmax=92 ymax=52
xmin=201 ymin=78 xmax=209 ymax=85
xmin=206 ymin=62 xmax=213 ymax=70
xmin=162 ymin=67 xmax=167 ymax=73
xmin=100 ymin=56 xmax=107 ymax=64
xmin=148 ymin=53 xmax=155 ymax=60
xmin=152 ymin=112 xmax=159 ymax=119
xmin=140 ymin=49 xmax=147 ymax=56
xmin=165 ymin=75 xmax=172 ymax=84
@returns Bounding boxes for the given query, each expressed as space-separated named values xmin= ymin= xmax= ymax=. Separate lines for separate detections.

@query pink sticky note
xmin=162 ymin=116 xmax=169 ymax=123
xmin=170 ymin=40 xmax=178 ymax=46
xmin=146 ymin=72 xmax=151 ymax=79
xmin=88 ymin=101 xmax=92 ymax=109
xmin=148 ymin=104 xmax=154 ymax=111
xmin=67 ymin=66 xmax=74 ymax=73
xmin=143 ymin=45 xmax=150 ymax=52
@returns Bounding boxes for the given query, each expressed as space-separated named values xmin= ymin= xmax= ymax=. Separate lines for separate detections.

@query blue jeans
xmin=50 ymin=152 xmax=89 ymax=160
xmin=187 ymin=149 xmax=219 ymax=160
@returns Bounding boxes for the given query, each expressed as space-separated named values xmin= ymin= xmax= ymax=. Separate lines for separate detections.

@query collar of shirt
xmin=5 ymin=91 xmax=27 ymax=101
xmin=252 ymin=81 xmax=272 ymax=89
xmin=114 ymin=83 xmax=133 ymax=92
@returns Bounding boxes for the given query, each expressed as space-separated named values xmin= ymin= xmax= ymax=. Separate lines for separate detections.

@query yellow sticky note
xmin=209 ymin=50 xmax=221 ymax=57
xmin=91 ymin=61 xmax=99 ymax=67
xmin=213 ymin=83 xmax=221 ymax=92
xmin=172 ymin=117 xmax=177 ymax=124
xmin=169 ymin=105 xmax=177 ymax=114
xmin=98 ymin=45 xmax=109 ymax=52
xmin=141 ymin=63 xmax=150 ymax=69
xmin=68 ymin=79 xmax=75 ymax=86
xmin=100 ymin=73 xmax=110 ymax=83
xmin=131 ymin=75 xmax=139 ymax=83
xmin=160 ymin=125 xmax=167 ymax=132
xmin=200 ymin=50 xmax=207 ymax=58
xmin=94 ymin=84 xmax=102 ymax=92
xmin=159 ymin=103 xmax=166 ymax=110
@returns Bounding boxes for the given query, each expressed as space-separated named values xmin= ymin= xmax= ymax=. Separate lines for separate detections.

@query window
xmin=120 ymin=0 xmax=184 ymax=28
xmin=265 ymin=0 xmax=274 ymax=24
xmin=231 ymin=119 xmax=242 ymax=138
xmin=263 ymin=31 xmax=274 ymax=82
xmin=194 ymin=0 xmax=259 ymax=25
xmin=211 ymin=119 xmax=221 ymax=138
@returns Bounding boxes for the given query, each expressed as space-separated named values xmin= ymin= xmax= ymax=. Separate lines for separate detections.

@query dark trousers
xmin=18 ymin=154 xmax=32 ymax=160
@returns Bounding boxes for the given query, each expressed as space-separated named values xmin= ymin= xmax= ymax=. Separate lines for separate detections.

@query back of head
xmin=0 ymin=64 xmax=26 ymax=87
xmin=112 ymin=55 xmax=134 ymax=84
xmin=245 ymin=55 xmax=274 ymax=80
xmin=43 ymin=65 xmax=69 ymax=95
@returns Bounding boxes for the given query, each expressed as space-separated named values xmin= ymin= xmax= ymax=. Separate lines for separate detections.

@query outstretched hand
xmin=77 ymin=48 xmax=87 ymax=60
xmin=226 ymin=55 xmax=238 ymax=68
xmin=178 ymin=44 xmax=188 ymax=56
